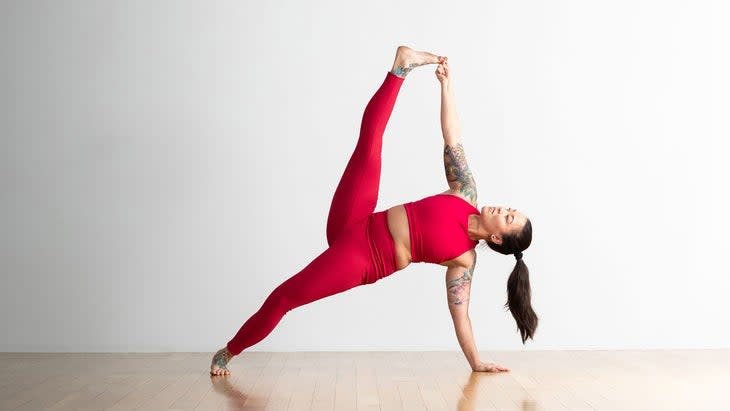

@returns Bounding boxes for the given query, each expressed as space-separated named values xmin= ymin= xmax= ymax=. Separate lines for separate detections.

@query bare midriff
xmin=386 ymin=204 xmax=412 ymax=271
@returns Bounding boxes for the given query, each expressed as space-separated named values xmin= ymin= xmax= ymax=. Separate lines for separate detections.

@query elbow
xmin=450 ymin=311 xmax=471 ymax=326
xmin=442 ymin=132 xmax=462 ymax=147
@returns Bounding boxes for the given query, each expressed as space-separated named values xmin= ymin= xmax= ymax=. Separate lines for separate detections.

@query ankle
xmin=390 ymin=66 xmax=410 ymax=78
xmin=390 ymin=46 xmax=410 ymax=78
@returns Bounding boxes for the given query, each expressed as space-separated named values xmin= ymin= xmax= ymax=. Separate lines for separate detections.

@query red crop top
xmin=403 ymin=193 xmax=480 ymax=264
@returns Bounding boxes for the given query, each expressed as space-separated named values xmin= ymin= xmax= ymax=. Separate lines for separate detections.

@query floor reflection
xmin=210 ymin=368 xmax=543 ymax=411
xmin=457 ymin=371 xmax=538 ymax=411
xmin=209 ymin=374 xmax=251 ymax=410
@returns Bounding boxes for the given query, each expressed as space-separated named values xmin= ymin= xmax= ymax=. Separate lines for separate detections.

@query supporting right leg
xmin=224 ymin=221 xmax=374 ymax=359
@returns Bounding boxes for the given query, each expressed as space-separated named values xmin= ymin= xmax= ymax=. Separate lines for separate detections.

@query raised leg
xmin=325 ymin=46 xmax=445 ymax=246
xmin=325 ymin=71 xmax=404 ymax=246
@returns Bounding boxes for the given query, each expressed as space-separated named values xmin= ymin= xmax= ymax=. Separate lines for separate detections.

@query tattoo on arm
xmin=444 ymin=143 xmax=477 ymax=203
xmin=447 ymin=255 xmax=476 ymax=306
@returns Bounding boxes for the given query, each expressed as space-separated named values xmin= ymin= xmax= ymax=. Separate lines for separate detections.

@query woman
xmin=210 ymin=46 xmax=537 ymax=376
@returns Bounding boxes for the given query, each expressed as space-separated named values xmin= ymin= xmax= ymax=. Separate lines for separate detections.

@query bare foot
xmin=210 ymin=347 xmax=234 ymax=376
xmin=390 ymin=45 xmax=446 ymax=78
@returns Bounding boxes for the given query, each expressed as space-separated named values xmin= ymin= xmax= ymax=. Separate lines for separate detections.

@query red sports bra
xmin=403 ymin=194 xmax=480 ymax=264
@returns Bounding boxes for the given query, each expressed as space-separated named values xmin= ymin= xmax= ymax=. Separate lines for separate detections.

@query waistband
xmin=365 ymin=211 xmax=398 ymax=284
xmin=402 ymin=202 xmax=421 ymax=263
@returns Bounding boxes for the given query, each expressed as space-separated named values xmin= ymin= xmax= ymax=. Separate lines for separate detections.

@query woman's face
xmin=479 ymin=206 xmax=528 ymax=244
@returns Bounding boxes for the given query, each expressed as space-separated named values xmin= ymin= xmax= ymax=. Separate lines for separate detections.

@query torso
xmin=386 ymin=189 xmax=478 ymax=271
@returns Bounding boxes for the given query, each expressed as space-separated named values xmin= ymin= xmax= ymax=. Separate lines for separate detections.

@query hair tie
xmin=514 ymin=251 xmax=523 ymax=261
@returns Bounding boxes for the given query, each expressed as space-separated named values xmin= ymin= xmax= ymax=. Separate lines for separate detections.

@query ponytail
xmin=484 ymin=218 xmax=537 ymax=344
xmin=505 ymin=258 xmax=538 ymax=344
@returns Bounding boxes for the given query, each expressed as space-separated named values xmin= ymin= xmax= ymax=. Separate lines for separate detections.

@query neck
xmin=467 ymin=214 xmax=485 ymax=241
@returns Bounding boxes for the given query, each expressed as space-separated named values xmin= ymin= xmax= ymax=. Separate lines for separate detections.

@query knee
xmin=326 ymin=226 xmax=337 ymax=248
xmin=264 ymin=286 xmax=297 ymax=315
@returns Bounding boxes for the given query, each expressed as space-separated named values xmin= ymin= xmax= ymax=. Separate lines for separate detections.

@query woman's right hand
xmin=435 ymin=59 xmax=450 ymax=85
xmin=472 ymin=361 xmax=510 ymax=373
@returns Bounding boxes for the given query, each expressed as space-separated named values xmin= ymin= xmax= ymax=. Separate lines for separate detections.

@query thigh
xmin=325 ymin=140 xmax=382 ymax=247
xmin=326 ymin=72 xmax=404 ymax=246
xmin=272 ymin=221 xmax=374 ymax=310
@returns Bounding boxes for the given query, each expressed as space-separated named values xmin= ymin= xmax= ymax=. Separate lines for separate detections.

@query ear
xmin=490 ymin=233 xmax=503 ymax=245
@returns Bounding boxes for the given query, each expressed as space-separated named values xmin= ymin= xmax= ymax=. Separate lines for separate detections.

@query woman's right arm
xmin=445 ymin=258 xmax=480 ymax=370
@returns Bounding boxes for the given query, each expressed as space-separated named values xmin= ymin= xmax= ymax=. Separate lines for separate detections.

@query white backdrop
xmin=2 ymin=0 xmax=728 ymax=352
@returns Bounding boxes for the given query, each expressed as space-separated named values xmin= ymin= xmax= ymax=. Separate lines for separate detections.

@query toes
xmin=210 ymin=366 xmax=230 ymax=376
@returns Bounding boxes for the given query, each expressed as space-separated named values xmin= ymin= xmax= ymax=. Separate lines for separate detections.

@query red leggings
xmin=226 ymin=71 xmax=405 ymax=355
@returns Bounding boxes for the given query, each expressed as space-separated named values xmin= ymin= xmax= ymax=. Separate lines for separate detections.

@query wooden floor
xmin=0 ymin=350 xmax=728 ymax=410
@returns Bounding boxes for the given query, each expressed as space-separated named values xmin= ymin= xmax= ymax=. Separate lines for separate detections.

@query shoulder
xmin=439 ymin=188 xmax=479 ymax=209
xmin=438 ymin=248 xmax=477 ymax=269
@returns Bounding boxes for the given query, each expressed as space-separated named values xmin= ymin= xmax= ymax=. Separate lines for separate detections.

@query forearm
xmin=440 ymin=82 xmax=461 ymax=146
xmin=452 ymin=316 xmax=481 ymax=370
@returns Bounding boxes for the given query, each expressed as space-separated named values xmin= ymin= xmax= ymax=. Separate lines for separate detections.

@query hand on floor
xmin=472 ymin=361 xmax=510 ymax=372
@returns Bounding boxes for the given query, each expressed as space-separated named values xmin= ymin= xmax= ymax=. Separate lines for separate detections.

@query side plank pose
xmin=210 ymin=46 xmax=537 ymax=376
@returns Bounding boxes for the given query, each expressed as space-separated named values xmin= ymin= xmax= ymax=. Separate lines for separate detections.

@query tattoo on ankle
xmin=391 ymin=62 xmax=428 ymax=78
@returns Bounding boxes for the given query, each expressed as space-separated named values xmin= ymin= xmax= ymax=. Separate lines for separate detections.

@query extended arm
xmin=445 ymin=252 xmax=481 ymax=370
xmin=439 ymin=70 xmax=461 ymax=147
xmin=438 ymin=62 xmax=478 ymax=204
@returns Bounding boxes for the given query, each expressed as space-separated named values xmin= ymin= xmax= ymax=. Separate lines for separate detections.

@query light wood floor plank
xmin=333 ymin=353 xmax=357 ymax=411
xmin=1 ymin=350 xmax=728 ymax=411
xmin=309 ymin=352 xmax=336 ymax=411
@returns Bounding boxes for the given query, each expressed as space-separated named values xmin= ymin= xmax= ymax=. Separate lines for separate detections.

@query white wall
xmin=2 ymin=0 xmax=728 ymax=353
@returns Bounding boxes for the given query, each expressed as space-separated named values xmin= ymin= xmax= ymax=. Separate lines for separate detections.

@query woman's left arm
xmin=443 ymin=142 xmax=478 ymax=204
xmin=438 ymin=61 xmax=478 ymax=204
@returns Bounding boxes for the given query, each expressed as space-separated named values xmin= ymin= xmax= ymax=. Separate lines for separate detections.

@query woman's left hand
xmin=472 ymin=361 xmax=510 ymax=372
xmin=435 ymin=60 xmax=450 ymax=85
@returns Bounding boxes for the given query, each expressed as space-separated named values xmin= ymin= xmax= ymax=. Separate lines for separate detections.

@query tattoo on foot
xmin=210 ymin=347 xmax=233 ymax=375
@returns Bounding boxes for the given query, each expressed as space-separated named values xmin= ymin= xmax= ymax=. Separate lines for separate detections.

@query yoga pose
xmin=210 ymin=46 xmax=537 ymax=376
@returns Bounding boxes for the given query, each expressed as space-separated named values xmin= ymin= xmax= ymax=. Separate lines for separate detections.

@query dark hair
xmin=483 ymin=219 xmax=537 ymax=344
